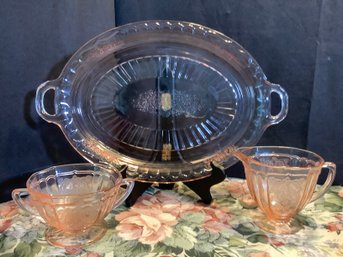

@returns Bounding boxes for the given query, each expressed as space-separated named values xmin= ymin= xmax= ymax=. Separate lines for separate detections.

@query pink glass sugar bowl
xmin=12 ymin=163 xmax=134 ymax=248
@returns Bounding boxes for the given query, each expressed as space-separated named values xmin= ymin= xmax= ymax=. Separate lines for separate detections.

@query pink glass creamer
xmin=234 ymin=146 xmax=336 ymax=234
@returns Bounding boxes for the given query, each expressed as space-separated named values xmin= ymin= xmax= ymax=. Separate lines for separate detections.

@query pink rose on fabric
xmin=160 ymin=193 xmax=232 ymax=233
xmin=115 ymin=190 xmax=233 ymax=244
xmin=339 ymin=188 xmax=343 ymax=198
xmin=85 ymin=253 xmax=102 ymax=257
xmin=201 ymin=206 xmax=231 ymax=233
xmin=249 ymin=251 xmax=271 ymax=257
xmin=0 ymin=201 xmax=18 ymax=218
xmin=327 ymin=222 xmax=343 ymax=232
xmin=269 ymin=238 xmax=285 ymax=247
xmin=239 ymin=194 xmax=257 ymax=209
xmin=0 ymin=202 xmax=17 ymax=233
xmin=137 ymin=191 xmax=197 ymax=218
xmin=64 ymin=247 xmax=82 ymax=255
xmin=115 ymin=202 xmax=177 ymax=245
xmin=227 ymin=180 xmax=250 ymax=199
xmin=0 ymin=219 xmax=12 ymax=233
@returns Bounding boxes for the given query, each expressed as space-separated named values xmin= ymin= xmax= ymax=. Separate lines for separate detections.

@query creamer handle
xmin=310 ymin=162 xmax=336 ymax=202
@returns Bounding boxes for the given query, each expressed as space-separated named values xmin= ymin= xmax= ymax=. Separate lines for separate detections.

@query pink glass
xmin=12 ymin=164 xmax=134 ymax=248
xmin=234 ymin=146 xmax=336 ymax=234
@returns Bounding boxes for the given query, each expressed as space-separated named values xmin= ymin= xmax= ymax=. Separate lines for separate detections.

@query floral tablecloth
xmin=0 ymin=179 xmax=342 ymax=257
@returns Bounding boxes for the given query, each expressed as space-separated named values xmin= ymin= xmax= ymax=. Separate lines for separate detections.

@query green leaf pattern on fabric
xmin=163 ymin=224 xmax=197 ymax=250
xmin=0 ymin=180 xmax=342 ymax=256
xmin=13 ymin=240 xmax=41 ymax=257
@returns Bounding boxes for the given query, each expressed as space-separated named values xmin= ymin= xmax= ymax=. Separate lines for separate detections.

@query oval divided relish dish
xmin=36 ymin=20 xmax=288 ymax=182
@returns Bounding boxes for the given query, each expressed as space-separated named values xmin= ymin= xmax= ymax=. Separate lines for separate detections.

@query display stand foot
xmin=184 ymin=163 xmax=226 ymax=204
xmin=123 ymin=163 xmax=226 ymax=207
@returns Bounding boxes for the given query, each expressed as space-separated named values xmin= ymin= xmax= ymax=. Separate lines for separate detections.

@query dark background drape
xmin=0 ymin=0 xmax=342 ymax=201
xmin=0 ymin=0 xmax=116 ymax=201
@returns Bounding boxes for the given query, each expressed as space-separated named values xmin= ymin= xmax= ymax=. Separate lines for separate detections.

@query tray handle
xmin=263 ymin=81 xmax=289 ymax=127
xmin=35 ymin=79 xmax=62 ymax=124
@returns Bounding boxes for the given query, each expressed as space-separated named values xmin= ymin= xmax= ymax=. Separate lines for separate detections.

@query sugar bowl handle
xmin=35 ymin=79 xmax=63 ymax=124
xmin=112 ymin=179 xmax=135 ymax=209
xmin=12 ymin=188 xmax=40 ymax=218
xmin=310 ymin=162 xmax=336 ymax=202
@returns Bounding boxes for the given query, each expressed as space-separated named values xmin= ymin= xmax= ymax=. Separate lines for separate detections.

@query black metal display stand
xmin=122 ymin=163 xmax=226 ymax=207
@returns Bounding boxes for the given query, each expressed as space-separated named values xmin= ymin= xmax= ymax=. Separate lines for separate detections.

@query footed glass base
xmin=251 ymin=211 xmax=303 ymax=235
xmin=45 ymin=222 xmax=106 ymax=248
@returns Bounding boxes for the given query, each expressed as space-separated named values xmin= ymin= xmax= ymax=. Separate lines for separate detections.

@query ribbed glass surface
xmin=90 ymin=55 xmax=238 ymax=162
